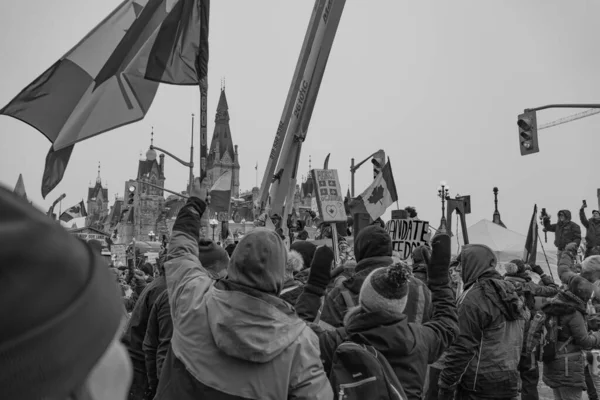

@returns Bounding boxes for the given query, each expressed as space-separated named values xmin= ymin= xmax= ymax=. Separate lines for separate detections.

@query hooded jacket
xmin=543 ymin=210 xmax=582 ymax=251
xmin=580 ymin=209 xmax=600 ymax=250
xmin=319 ymin=226 xmax=432 ymax=328
xmin=439 ymin=244 xmax=526 ymax=398
xmin=155 ymin=198 xmax=332 ymax=400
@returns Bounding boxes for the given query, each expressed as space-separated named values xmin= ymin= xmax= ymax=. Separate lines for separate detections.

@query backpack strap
xmin=280 ymin=284 xmax=301 ymax=296
xmin=340 ymin=288 xmax=356 ymax=309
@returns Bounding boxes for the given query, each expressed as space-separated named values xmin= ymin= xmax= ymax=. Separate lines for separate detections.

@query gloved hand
xmin=532 ymin=264 xmax=545 ymax=276
xmin=306 ymin=245 xmax=334 ymax=295
xmin=565 ymin=242 xmax=579 ymax=257
xmin=427 ymin=234 xmax=451 ymax=286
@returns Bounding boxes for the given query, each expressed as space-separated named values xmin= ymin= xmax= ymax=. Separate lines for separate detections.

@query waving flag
xmin=349 ymin=158 xmax=398 ymax=221
xmin=60 ymin=200 xmax=88 ymax=222
xmin=209 ymin=170 xmax=232 ymax=213
xmin=0 ymin=0 xmax=210 ymax=197
xmin=523 ymin=204 xmax=538 ymax=266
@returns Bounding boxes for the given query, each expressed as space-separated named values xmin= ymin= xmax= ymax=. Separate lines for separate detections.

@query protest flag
xmin=0 ymin=0 xmax=210 ymax=197
xmin=523 ymin=204 xmax=538 ymax=266
xmin=209 ymin=170 xmax=232 ymax=213
xmin=60 ymin=200 xmax=88 ymax=222
xmin=349 ymin=158 xmax=398 ymax=221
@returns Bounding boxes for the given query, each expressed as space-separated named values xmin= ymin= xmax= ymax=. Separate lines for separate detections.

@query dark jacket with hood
xmin=543 ymin=210 xmax=582 ymax=251
xmin=154 ymin=197 xmax=332 ymax=400
xmin=580 ymin=208 xmax=600 ymax=250
xmin=439 ymin=244 xmax=526 ymax=398
xmin=302 ymin=240 xmax=458 ymax=400
xmin=143 ymin=288 xmax=173 ymax=392
xmin=318 ymin=226 xmax=432 ymax=328
xmin=121 ymin=274 xmax=167 ymax=372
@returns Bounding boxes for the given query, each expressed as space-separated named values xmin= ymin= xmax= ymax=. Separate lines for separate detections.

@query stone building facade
xmin=86 ymin=164 xmax=110 ymax=230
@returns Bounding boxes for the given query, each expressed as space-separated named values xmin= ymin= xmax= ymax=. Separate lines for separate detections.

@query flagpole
xmin=199 ymin=78 xmax=209 ymax=236
xmin=537 ymin=233 xmax=555 ymax=282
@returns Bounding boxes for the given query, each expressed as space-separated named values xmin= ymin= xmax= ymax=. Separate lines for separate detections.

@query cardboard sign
xmin=310 ymin=169 xmax=347 ymax=223
xmin=111 ymin=244 xmax=127 ymax=267
xmin=385 ymin=218 xmax=430 ymax=260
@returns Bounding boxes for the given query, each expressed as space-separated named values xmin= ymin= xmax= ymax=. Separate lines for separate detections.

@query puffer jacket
xmin=580 ymin=209 xmax=600 ymax=250
xmin=439 ymin=244 xmax=526 ymax=398
xmin=541 ymin=293 xmax=600 ymax=389
xmin=543 ymin=210 xmax=582 ymax=251
xmin=155 ymin=197 xmax=332 ymax=400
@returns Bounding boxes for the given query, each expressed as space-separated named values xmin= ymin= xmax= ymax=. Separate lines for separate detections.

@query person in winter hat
xmin=412 ymin=244 xmax=431 ymax=284
xmin=543 ymin=209 xmax=582 ymax=256
xmin=439 ymin=244 xmax=527 ymax=400
xmin=154 ymin=178 xmax=332 ymax=400
xmin=581 ymin=255 xmax=600 ymax=285
xmin=280 ymin=249 xmax=308 ymax=306
xmin=296 ymin=234 xmax=458 ymax=400
xmin=540 ymin=250 xmax=600 ymax=398
xmin=503 ymin=259 xmax=558 ymax=400
xmin=290 ymin=240 xmax=318 ymax=284
xmin=317 ymin=225 xmax=432 ymax=328
xmin=0 ymin=187 xmax=131 ymax=400
xmin=580 ymin=203 xmax=600 ymax=258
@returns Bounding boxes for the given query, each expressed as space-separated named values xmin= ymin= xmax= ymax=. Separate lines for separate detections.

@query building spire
xmin=151 ymin=127 xmax=154 ymax=147
xmin=309 ymin=155 xmax=312 ymax=171
xmin=492 ymin=187 xmax=507 ymax=228
xmin=96 ymin=162 xmax=101 ymax=184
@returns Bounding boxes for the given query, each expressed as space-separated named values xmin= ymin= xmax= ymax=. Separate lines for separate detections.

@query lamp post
xmin=437 ymin=181 xmax=450 ymax=235
xmin=209 ymin=219 xmax=218 ymax=241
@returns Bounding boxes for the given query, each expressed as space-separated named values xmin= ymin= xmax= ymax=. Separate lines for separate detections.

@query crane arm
xmin=539 ymin=108 xmax=600 ymax=130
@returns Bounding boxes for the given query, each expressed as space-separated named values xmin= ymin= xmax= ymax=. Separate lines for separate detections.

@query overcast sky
xmin=1 ymin=0 xmax=599 ymax=237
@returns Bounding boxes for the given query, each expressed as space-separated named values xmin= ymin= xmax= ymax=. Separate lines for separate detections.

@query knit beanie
xmin=581 ymin=255 xmax=600 ymax=283
xmin=0 ymin=187 xmax=123 ymax=399
xmin=290 ymin=240 xmax=317 ymax=270
xmin=228 ymin=228 xmax=287 ymax=295
xmin=505 ymin=259 xmax=526 ymax=276
xmin=198 ymin=239 xmax=230 ymax=279
xmin=354 ymin=225 xmax=392 ymax=262
xmin=568 ymin=275 xmax=595 ymax=303
xmin=359 ymin=263 xmax=410 ymax=317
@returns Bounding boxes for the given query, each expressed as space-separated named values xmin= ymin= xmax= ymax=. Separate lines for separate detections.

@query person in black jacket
xmin=580 ymin=204 xmax=600 ymax=258
xmin=543 ymin=209 xmax=582 ymax=258
xmin=143 ymin=290 xmax=172 ymax=400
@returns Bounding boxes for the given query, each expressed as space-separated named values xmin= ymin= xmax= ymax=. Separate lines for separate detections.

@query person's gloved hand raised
xmin=306 ymin=245 xmax=335 ymax=296
xmin=190 ymin=177 xmax=208 ymax=202
xmin=427 ymin=234 xmax=451 ymax=286
xmin=532 ymin=264 xmax=545 ymax=276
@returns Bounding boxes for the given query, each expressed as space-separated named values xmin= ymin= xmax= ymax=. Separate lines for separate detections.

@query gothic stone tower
xmin=207 ymin=88 xmax=240 ymax=201
xmin=86 ymin=163 xmax=109 ymax=230
xmin=133 ymin=146 xmax=166 ymax=240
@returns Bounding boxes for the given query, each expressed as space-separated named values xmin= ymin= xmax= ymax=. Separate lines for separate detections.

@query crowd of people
xmin=5 ymin=181 xmax=600 ymax=400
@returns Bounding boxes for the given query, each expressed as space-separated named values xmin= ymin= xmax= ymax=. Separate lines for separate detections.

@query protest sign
xmin=310 ymin=169 xmax=347 ymax=223
xmin=111 ymin=244 xmax=127 ymax=267
xmin=385 ymin=218 xmax=430 ymax=260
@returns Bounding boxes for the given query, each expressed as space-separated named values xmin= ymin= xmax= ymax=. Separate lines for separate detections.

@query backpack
xmin=329 ymin=341 xmax=407 ymax=400
xmin=525 ymin=311 xmax=571 ymax=363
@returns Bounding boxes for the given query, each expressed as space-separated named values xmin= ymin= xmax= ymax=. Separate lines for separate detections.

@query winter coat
xmin=439 ymin=245 xmax=526 ymax=398
xmin=318 ymin=256 xmax=432 ymax=328
xmin=504 ymin=274 xmax=558 ymax=314
xmin=121 ymin=275 xmax=167 ymax=372
xmin=541 ymin=293 xmax=600 ymax=389
xmin=280 ymin=278 xmax=304 ymax=306
xmin=543 ymin=210 xmax=582 ymax=250
xmin=412 ymin=262 xmax=427 ymax=284
xmin=143 ymin=289 xmax=173 ymax=392
xmin=580 ymin=209 xmax=600 ymax=250
xmin=155 ymin=197 xmax=332 ymax=400
xmin=303 ymin=270 xmax=458 ymax=400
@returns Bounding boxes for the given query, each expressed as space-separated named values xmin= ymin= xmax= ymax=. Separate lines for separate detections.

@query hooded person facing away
xmin=0 ymin=187 xmax=132 ymax=400
xmin=438 ymin=244 xmax=527 ymax=400
xmin=154 ymin=178 xmax=332 ymax=400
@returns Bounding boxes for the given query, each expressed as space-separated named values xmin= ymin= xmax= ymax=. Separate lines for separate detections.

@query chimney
xmin=159 ymin=153 xmax=165 ymax=175
xmin=234 ymin=145 xmax=239 ymax=163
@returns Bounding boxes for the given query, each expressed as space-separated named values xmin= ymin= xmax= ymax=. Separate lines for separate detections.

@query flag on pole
xmin=60 ymin=200 xmax=88 ymax=222
xmin=523 ymin=204 xmax=538 ymax=266
xmin=209 ymin=170 xmax=232 ymax=213
xmin=0 ymin=0 xmax=210 ymax=198
xmin=349 ymin=158 xmax=398 ymax=221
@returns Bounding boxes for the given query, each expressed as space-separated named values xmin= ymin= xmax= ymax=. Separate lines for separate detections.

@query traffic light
xmin=371 ymin=149 xmax=385 ymax=179
xmin=127 ymin=183 xmax=137 ymax=205
xmin=518 ymin=111 xmax=539 ymax=156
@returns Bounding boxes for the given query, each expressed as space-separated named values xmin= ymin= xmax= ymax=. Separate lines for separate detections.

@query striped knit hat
xmin=359 ymin=262 xmax=411 ymax=317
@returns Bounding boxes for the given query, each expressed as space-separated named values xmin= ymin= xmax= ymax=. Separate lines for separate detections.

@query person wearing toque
xmin=0 ymin=187 xmax=132 ymax=400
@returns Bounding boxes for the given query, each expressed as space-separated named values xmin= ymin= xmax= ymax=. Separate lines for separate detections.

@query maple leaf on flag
xmin=368 ymin=185 xmax=385 ymax=205
xmin=72 ymin=206 xmax=80 ymax=213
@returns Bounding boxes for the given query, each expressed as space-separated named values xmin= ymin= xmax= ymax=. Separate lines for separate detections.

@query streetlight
xmin=436 ymin=181 xmax=450 ymax=235
xmin=209 ymin=219 xmax=218 ymax=241
xmin=148 ymin=231 xmax=156 ymax=241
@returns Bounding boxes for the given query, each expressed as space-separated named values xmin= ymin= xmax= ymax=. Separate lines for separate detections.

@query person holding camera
xmin=542 ymin=209 xmax=582 ymax=259
xmin=580 ymin=201 xmax=600 ymax=258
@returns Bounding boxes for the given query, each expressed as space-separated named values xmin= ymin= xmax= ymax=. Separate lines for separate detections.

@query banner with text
xmin=385 ymin=218 xmax=430 ymax=260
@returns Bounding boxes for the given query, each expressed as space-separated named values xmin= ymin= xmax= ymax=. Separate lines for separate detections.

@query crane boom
xmin=539 ymin=108 xmax=600 ymax=130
